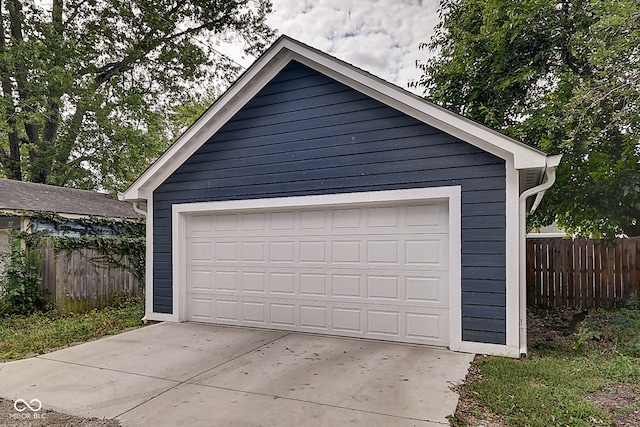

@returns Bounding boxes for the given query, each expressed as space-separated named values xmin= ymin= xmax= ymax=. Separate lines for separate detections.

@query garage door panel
xmin=186 ymin=295 xmax=449 ymax=346
xmin=241 ymin=301 xmax=266 ymax=323
xmin=333 ymin=208 xmax=362 ymax=227
xmin=300 ymin=210 xmax=327 ymax=229
xmin=186 ymin=214 xmax=212 ymax=234
xmin=194 ymin=268 xmax=448 ymax=307
xmin=367 ymin=240 xmax=399 ymax=264
xmin=270 ymin=272 xmax=295 ymax=294
xmin=300 ymin=305 xmax=328 ymax=329
xmin=240 ymin=272 xmax=266 ymax=293
xmin=214 ymin=241 xmax=238 ymax=262
xmin=406 ymin=311 xmax=447 ymax=341
xmin=332 ymin=240 xmax=363 ymax=263
xmin=367 ymin=275 xmax=399 ymax=300
xmin=406 ymin=275 xmax=448 ymax=305
xmin=271 ymin=303 xmax=295 ymax=326
xmin=187 ymin=269 xmax=213 ymax=292
xmin=269 ymin=241 xmax=295 ymax=262
xmin=332 ymin=274 xmax=362 ymax=298
xmin=299 ymin=241 xmax=327 ymax=263
xmin=332 ymin=307 xmax=362 ymax=332
xmin=406 ymin=238 xmax=448 ymax=267
xmin=189 ymin=296 xmax=213 ymax=320
xmin=300 ymin=273 xmax=328 ymax=296
xmin=407 ymin=204 xmax=448 ymax=229
xmin=185 ymin=201 xmax=450 ymax=346
xmin=241 ymin=242 xmax=266 ymax=262
xmin=216 ymin=299 xmax=238 ymax=321
xmin=214 ymin=271 xmax=238 ymax=291
xmin=186 ymin=241 xmax=212 ymax=263
xmin=368 ymin=310 xmax=400 ymax=337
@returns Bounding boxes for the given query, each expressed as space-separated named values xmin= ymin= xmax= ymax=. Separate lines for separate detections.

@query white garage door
xmin=184 ymin=201 xmax=449 ymax=346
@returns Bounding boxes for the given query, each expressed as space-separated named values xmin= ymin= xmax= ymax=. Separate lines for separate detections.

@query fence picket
xmin=37 ymin=237 xmax=141 ymax=314
xmin=527 ymin=238 xmax=640 ymax=308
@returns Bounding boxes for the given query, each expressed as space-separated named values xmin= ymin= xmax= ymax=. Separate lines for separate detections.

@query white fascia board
xmin=281 ymin=39 xmax=548 ymax=170
xmin=122 ymin=47 xmax=296 ymax=201
xmin=122 ymin=35 xmax=549 ymax=202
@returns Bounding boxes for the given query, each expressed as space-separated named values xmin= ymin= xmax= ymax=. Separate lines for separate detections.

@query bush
xmin=0 ymin=236 xmax=44 ymax=315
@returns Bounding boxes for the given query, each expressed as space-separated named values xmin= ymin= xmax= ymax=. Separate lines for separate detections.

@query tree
xmin=0 ymin=0 xmax=274 ymax=194
xmin=413 ymin=0 xmax=640 ymax=237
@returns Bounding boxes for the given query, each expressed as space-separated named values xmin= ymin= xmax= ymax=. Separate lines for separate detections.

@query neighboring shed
xmin=0 ymin=178 xmax=142 ymax=254
xmin=0 ymin=178 xmax=143 ymax=234
xmin=0 ymin=178 xmax=144 ymax=312
xmin=122 ymin=36 xmax=561 ymax=357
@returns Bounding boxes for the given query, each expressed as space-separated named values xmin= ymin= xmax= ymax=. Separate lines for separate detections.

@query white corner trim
xmin=447 ymin=187 xmax=463 ymax=353
xmin=505 ymin=156 xmax=521 ymax=355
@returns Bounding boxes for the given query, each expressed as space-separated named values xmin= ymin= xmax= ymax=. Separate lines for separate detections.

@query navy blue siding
xmin=153 ymin=61 xmax=507 ymax=345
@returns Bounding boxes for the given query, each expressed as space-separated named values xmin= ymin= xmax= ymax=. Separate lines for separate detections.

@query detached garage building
xmin=122 ymin=36 xmax=560 ymax=358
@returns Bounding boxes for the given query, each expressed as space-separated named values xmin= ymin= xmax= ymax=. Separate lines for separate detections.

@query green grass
xmin=461 ymin=308 xmax=640 ymax=427
xmin=0 ymin=296 xmax=146 ymax=362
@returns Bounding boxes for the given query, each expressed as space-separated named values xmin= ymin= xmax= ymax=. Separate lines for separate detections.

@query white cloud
xmin=266 ymin=0 xmax=440 ymax=94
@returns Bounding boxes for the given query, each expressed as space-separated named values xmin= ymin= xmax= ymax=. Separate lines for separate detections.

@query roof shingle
xmin=0 ymin=179 xmax=142 ymax=219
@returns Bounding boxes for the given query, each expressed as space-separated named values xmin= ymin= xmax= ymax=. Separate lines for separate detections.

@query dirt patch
xmin=588 ymin=385 xmax=640 ymax=427
xmin=0 ymin=398 xmax=120 ymax=427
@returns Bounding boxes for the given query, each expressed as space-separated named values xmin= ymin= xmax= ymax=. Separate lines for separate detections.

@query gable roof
xmin=0 ymin=179 xmax=142 ymax=219
xmin=123 ymin=36 xmax=555 ymax=202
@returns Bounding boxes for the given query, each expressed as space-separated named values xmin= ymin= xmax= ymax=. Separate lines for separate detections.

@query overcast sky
xmin=225 ymin=0 xmax=441 ymax=95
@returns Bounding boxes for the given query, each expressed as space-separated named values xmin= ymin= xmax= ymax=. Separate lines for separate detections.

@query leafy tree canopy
xmin=0 ymin=0 xmax=274 ymax=194
xmin=413 ymin=0 xmax=640 ymax=237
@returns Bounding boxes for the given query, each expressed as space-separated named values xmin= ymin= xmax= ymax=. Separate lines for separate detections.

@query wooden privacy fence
xmin=527 ymin=238 xmax=640 ymax=308
xmin=39 ymin=238 xmax=141 ymax=314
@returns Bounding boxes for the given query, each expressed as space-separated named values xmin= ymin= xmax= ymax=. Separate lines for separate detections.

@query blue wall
xmin=154 ymin=61 xmax=507 ymax=344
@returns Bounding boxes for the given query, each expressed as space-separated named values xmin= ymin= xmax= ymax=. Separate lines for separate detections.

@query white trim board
xmin=122 ymin=36 xmax=550 ymax=201
xmin=170 ymin=187 xmax=464 ymax=350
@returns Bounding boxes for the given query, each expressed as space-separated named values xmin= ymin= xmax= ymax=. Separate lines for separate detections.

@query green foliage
xmin=579 ymin=308 xmax=640 ymax=357
xmin=0 ymin=295 xmax=145 ymax=361
xmin=470 ymin=356 xmax=611 ymax=427
xmin=415 ymin=0 xmax=640 ymax=237
xmin=169 ymin=89 xmax=221 ymax=136
xmin=0 ymin=235 xmax=44 ymax=315
xmin=461 ymin=308 xmax=640 ymax=426
xmin=0 ymin=0 xmax=275 ymax=194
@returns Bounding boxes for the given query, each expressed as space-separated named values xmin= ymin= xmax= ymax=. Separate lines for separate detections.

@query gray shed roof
xmin=0 ymin=179 xmax=142 ymax=219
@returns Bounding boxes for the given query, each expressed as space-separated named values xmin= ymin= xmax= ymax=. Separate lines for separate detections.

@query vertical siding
xmin=154 ymin=61 xmax=507 ymax=345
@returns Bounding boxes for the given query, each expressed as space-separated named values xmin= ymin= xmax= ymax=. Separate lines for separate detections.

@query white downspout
xmin=518 ymin=154 xmax=562 ymax=356
xmin=119 ymin=197 xmax=148 ymax=322
xmin=131 ymin=201 xmax=148 ymax=217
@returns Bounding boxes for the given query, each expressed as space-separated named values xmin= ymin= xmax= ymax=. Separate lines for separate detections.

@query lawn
xmin=0 ymin=296 xmax=146 ymax=362
xmin=452 ymin=306 xmax=640 ymax=427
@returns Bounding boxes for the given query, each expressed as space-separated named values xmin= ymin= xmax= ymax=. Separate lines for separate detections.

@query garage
xmin=182 ymin=198 xmax=450 ymax=345
xmin=122 ymin=36 xmax=560 ymax=357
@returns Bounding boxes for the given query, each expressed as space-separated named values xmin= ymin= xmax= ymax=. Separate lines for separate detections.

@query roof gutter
xmin=518 ymin=154 xmax=562 ymax=356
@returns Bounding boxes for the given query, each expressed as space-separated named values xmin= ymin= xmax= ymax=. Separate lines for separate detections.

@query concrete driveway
xmin=0 ymin=323 xmax=473 ymax=426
